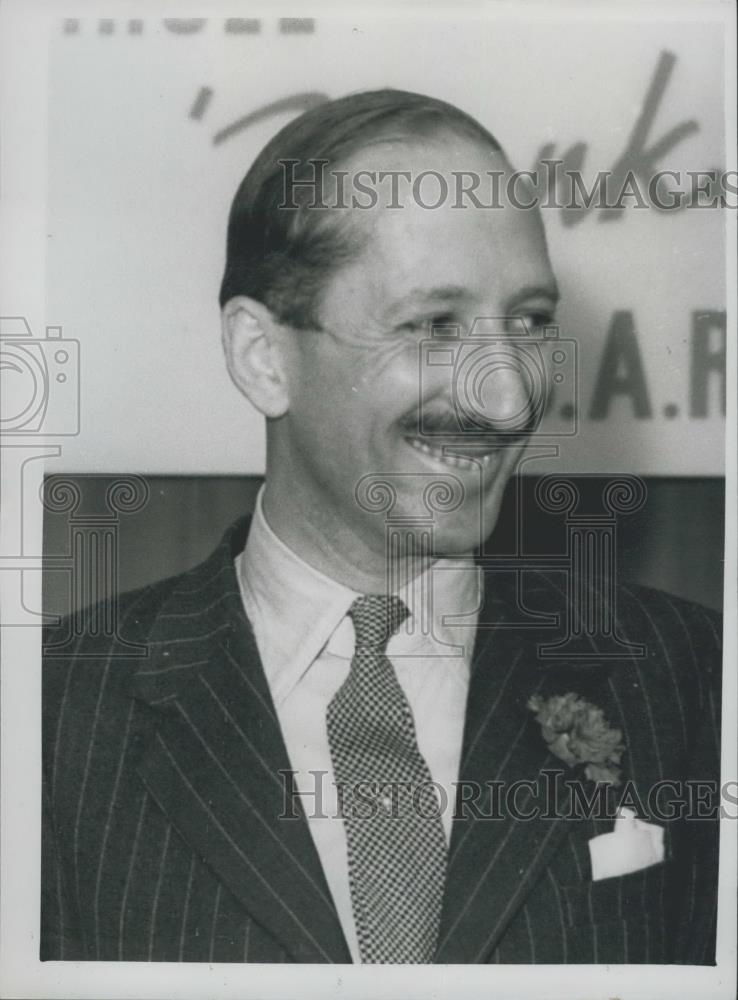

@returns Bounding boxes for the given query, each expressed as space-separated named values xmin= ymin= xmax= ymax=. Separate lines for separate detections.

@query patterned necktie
xmin=326 ymin=594 xmax=448 ymax=963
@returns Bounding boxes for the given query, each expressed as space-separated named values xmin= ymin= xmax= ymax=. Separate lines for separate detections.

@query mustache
xmin=399 ymin=403 xmax=540 ymax=439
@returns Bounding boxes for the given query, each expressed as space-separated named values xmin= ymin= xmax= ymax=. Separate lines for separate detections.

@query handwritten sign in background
xmin=45 ymin=13 xmax=727 ymax=475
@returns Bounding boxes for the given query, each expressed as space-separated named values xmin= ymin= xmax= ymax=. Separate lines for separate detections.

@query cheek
xmin=287 ymin=347 xmax=369 ymax=462
xmin=351 ymin=340 xmax=420 ymax=402
xmin=295 ymin=338 xmax=417 ymax=420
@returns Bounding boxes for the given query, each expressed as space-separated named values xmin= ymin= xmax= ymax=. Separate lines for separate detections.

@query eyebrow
xmin=382 ymin=282 xmax=560 ymax=320
xmin=506 ymin=283 xmax=560 ymax=310
xmin=382 ymin=285 xmax=472 ymax=318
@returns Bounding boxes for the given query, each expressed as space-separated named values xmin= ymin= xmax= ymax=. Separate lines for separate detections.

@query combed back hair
xmin=218 ymin=88 xmax=503 ymax=329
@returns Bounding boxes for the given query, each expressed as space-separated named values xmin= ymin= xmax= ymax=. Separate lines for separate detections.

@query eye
xmin=396 ymin=312 xmax=458 ymax=334
xmin=511 ymin=311 xmax=555 ymax=334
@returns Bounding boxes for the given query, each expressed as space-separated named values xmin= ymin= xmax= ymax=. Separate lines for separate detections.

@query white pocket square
xmin=588 ymin=807 xmax=665 ymax=882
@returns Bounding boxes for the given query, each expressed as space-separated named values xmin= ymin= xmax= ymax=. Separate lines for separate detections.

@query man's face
xmin=276 ymin=137 xmax=558 ymax=561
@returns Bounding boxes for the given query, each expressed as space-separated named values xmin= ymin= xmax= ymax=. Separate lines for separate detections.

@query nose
xmin=455 ymin=341 xmax=538 ymax=434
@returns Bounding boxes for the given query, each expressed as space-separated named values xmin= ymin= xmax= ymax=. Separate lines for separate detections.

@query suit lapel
xmin=130 ymin=519 xmax=351 ymax=964
xmin=435 ymin=571 xmax=577 ymax=964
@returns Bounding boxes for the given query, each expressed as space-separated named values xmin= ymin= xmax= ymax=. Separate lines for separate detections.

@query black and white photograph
xmin=0 ymin=2 xmax=736 ymax=998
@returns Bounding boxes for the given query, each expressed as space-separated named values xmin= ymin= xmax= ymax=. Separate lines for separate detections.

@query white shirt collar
xmin=236 ymin=487 xmax=481 ymax=708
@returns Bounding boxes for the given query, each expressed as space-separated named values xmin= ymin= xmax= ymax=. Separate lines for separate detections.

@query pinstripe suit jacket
xmin=41 ymin=516 xmax=722 ymax=964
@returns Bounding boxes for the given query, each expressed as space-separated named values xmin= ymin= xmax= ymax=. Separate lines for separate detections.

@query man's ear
xmin=221 ymin=297 xmax=291 ymax=418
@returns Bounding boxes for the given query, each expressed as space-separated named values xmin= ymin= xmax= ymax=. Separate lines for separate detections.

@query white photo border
xmin=1 ymin=1 xmax=735 ymax=998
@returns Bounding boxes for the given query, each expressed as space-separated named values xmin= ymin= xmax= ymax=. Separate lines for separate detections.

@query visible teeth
xmin=405 ymin=437 xmax=496 ymax=469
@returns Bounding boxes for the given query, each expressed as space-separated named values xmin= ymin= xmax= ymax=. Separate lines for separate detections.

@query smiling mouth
xmin=404 ymin=435 xmax=504 ymax=470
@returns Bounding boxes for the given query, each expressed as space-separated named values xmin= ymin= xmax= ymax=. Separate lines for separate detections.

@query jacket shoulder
xmin=42 ymin=568 xmax=194 ymax=750
xmin=613 ymin=580 xmax=722 ymax=669
xmin=518 ymin=569 xmax=722 ymax=655
xmin=43 ymin=571 xmax=176 ymax=663
xmin=511 ymin=570 xmax=723 ymax=710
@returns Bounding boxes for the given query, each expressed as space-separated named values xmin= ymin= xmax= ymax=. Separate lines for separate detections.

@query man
xmin=42 ymin=89 xmax=722 ymax=964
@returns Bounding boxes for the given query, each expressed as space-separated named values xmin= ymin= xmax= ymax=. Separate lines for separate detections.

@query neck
xmin=260 ymin=479 xmax=439 ymax=593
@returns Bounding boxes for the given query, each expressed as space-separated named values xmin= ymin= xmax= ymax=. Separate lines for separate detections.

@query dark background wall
xmin=42 ymin=476 xmax=725 ymax=620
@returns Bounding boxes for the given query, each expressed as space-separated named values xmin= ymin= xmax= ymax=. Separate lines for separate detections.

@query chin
xmin=430 ymin=514 xmax=498 ymax=558
xmin=353 ymin=467 xmax=511 ymax=563
xmin=391 ymin=494 xmax=502 ymax=559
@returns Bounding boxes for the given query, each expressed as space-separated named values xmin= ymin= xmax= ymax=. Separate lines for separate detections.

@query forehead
xmin=327 ymin=137 xmax=555 ymax=309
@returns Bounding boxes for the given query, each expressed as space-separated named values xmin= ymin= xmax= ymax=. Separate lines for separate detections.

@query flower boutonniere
xmin=527 ymin=692 xmax=625 ymax=787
